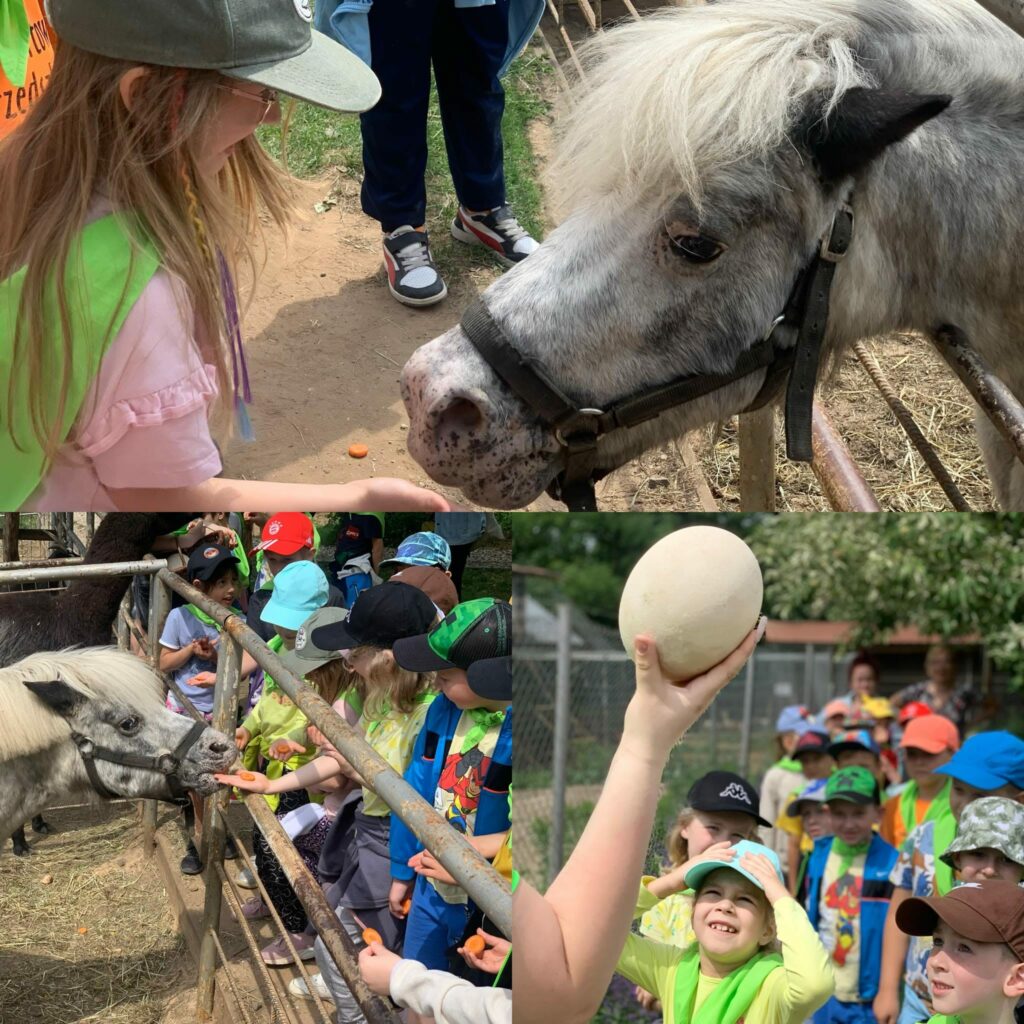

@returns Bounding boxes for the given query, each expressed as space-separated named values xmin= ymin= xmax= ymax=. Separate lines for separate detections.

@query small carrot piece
xmin=362 ymin=928 xmax=382 ymax=945
xmin=239 ymin=771 xmax=255 ymax=781
xmin=77 ymin=927 xmax=88 ymax=935
xmin=402 ymin=898 xmax=412 ymax=915
xmin=465 ymin=935 xmax=486 ymax=954
xmin=348 ymin=443 xmax=369 ymax=459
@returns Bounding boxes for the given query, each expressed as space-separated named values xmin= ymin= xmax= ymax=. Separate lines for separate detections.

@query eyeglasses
xmin=218 ymin=82 xmax=279 ymax=122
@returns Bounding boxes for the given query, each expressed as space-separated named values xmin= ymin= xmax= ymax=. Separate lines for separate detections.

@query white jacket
xmin=390 ymin=960 xmax=511 ymax=1024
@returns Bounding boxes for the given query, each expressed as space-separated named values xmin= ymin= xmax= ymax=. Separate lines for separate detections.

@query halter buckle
xmin=553 ymin=408 xmax=605 ymax=447
xmin=820 ymin=202 xmax=854 ymax=263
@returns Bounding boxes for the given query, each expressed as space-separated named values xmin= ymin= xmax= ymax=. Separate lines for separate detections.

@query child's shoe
xmin=235 ymin=865 xmax=258 ymax=889
xmin=180 ymin=840 xmax=203 ymax=875
xmin=451 ymin=204 xmax=539 ymax=266
xmin=241 ymin=897 xmax=271 ymax=920
xmin=383 ymin=227 xmax=447 ymax=307
xmin=288 ymin=973 xmax=335 ymax=1003
xmin=261 ymin=932 xmax=317 ymax=965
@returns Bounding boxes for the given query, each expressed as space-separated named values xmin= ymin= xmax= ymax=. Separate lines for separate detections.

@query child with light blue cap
xmin=263 ymin=560 xmax=331 ymax=632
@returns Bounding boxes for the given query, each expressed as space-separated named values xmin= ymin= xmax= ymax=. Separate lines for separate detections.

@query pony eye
xmin=667 ymin=230 xmax=726 ymax=264
xmin=118 ymin=716 xmax=141 ymax=734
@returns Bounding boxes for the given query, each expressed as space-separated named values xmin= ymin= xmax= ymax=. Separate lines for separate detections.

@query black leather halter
xmin=460 ymin=202 xmax=855 ymax=511
xmin=70 ymin=717 xmax=209 ymax=801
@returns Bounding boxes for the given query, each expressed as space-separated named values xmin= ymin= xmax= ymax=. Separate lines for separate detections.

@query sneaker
xmin=180 ymin=840 xmax=203 ymax=875
xmin=451 ymin=204 xmax=539 ymax=265
xmin=261 ymin=932 xmax=318 ymax=966
xmin=223 ymin=835 xmax=239 ymax=860
xmin=382 ymin=226 xmax=447 ymax=307
xmin=235 ymin=865 xmax=258 ymax=889
xmin=241 ymin=897 xmax=271 ymax=920
xmin=288 ymin=973 xmax=335 ymax=1003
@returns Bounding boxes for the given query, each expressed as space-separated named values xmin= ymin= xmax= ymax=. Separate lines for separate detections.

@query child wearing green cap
xmin=390 ymin=598 xmax=513 ymax=976
xmin=616 ymin=840 xmax=835 ymax=1024
xmin=803 ymin=766 xmax=898 ymax=1023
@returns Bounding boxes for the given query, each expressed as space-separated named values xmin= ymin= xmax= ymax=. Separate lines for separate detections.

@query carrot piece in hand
xmin=239 ymin=771 xmax=255 ymax=781
xmin=362 ymin=928 xmax=382 ymax=945
xmin=402 ymin=898 xmax=412 ymax=914
xmin=465 ymin=935 xmax=486 ymax=954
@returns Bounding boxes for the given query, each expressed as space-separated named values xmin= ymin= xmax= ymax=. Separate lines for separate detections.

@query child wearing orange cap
xmin=880 ymin=715 xmax=959 ymax=849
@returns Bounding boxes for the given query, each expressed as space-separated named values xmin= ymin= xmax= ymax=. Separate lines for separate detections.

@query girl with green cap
xmin=1 ymin=0 xmax=450 ymax=514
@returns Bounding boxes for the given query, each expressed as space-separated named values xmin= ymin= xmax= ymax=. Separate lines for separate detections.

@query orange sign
xmin=1 ymin=0 xmax=54 ymax=141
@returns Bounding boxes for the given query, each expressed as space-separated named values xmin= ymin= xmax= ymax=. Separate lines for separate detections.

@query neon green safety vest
xmin=1 ymin=214 xmax=160 ymax=507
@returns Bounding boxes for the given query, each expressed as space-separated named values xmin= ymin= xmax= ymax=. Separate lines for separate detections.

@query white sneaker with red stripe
xmin=382 ymin=226 xmax=447 ymax=307
xmin=451 ymin=204 xmax=540 ymax=266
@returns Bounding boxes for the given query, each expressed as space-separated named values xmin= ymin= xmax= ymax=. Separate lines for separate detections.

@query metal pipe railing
xmin=0 ymin=556 xmax=85 ymax=571
xmin=155 ymin=566 xmax=513 ymax=937
xmin=810 ymin=403 xmax=883 ymax=511
xmin=0 ymin=558 xmax=167 ymax=585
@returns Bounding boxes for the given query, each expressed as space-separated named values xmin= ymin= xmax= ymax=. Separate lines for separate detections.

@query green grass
xmin=258 ymin=46 xmax=552 ymax=279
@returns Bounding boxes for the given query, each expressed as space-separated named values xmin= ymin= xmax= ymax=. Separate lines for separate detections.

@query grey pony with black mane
xmin=401 ymin=0 xmax=1024 ymax=508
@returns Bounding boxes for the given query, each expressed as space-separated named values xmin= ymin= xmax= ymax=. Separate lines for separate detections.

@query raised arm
xmin=514 ymin=622 xmax=765 ymax=1024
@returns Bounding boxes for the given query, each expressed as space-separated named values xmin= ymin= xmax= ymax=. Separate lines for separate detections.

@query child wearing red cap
xmin=880 ymin=715 xmax=959 ymax=849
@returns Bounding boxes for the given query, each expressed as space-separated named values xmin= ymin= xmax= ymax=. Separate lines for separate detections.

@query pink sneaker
xmin=241 ymin=897 xmax=270 ymax=920
xmin=261 ymin=932 xmax=317 ymax=965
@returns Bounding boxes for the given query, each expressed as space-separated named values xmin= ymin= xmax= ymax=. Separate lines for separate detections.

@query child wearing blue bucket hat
xmin=617 ymin=839 xmax=835 ymax=1024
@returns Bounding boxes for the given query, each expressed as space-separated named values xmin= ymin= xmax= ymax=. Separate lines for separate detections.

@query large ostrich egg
xmin=618 ymin=526 xmax=763 ymax=679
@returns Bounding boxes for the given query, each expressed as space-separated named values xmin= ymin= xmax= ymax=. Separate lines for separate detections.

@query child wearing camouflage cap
xmin=941 ymin=797 xmax=1024 ymax=886
xmin=390 ymin=598 xmax=513 ymax=973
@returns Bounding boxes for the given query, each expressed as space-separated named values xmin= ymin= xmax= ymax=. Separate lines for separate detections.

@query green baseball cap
xmin=940 ymin=797 xmax=1024 ymax=870
xmin=45 ymin=0 xmax=381 ymax=113
xmin=825 ymin=765 xmax=880 ymax=806
xmin=279 ymin=607 xmax=350 ymax=677
xmin=393 ymin=599 xmax=511 ymax=700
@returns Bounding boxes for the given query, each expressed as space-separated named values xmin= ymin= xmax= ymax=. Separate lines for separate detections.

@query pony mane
xmin=549 ymin=0 xmax=1003 ymax=214
xmin=0 ymin=647 xmax=165 ymax=761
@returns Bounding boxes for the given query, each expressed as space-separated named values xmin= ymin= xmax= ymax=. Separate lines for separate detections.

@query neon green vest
xmin=1 ymin=214 xmax=160 ymax=507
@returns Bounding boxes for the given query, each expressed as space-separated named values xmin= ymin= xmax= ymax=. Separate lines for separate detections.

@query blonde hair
xmin=663 ymin=803 xmax=762 ymax=870
xmin=0 ymin=43 xmax=294 ymax=458
xmin=305 ymin=658 xmax=356 ymax=708
xmin=350 ymin=645 xmax=435 ymax=721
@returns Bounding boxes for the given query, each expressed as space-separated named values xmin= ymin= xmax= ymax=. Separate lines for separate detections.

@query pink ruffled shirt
xmin=28 ymin=268 xmax=222 ymax=510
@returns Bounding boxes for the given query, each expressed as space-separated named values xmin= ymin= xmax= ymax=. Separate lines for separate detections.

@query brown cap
xmin=389 ymin=565 xmax=458 ymax=615
xmin=896 ymin=881 xmax=1024 ymax=961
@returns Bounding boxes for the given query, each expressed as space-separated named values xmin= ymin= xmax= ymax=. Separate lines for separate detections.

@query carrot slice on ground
xmin=362 ymin=928 xmax=382 ymax=945
xmin=465 ymin=935 xmax=486 ymax=954
xmin=348 ymin=444 xmax=369 ymax=458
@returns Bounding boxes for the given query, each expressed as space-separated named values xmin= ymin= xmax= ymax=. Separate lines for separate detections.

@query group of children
xmin=156 ymin=512 xmax=512 ymax=1023
xmin=613 ymin=669 xmax=1024 ymax=1024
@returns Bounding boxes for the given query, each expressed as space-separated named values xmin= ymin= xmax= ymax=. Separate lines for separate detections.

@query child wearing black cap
xmin=896 ymin=880 xmax=1024 ymax=1024
xmin=390 ymin=598 xmax=513 ymax=981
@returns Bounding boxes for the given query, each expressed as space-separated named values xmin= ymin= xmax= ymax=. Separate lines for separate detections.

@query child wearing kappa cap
xmin=616 ymin=840 xmax=835 ymax=1024
xmin=896 ymin=880 xmax=1024 ymax=1024
xmin=390 ymin=598 xmax=513 ymax=977
xmin=1 ymin=0 xmax=452 ymax=514
xmin=803 ymin=766 xmax=898 ymax=1024
xmin=876 ymin=732 xmax=1024 ymax=1024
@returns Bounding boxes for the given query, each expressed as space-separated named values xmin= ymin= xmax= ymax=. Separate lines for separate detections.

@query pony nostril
xmin=208 ymin=741 xmax=231 ymax=754
xmin=436 ymin=397 xmax=486 ymax=438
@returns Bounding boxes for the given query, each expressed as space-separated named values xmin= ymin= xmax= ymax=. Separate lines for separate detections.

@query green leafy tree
xmin=748 ymin=513 xmax=1024 ymax=684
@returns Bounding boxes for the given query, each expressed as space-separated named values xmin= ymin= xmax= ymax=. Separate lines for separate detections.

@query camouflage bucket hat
xmin=940 ymin=796 xmax=1024 ymax=869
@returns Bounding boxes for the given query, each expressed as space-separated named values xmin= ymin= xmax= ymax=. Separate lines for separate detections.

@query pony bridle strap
xmin=460 ymin=200 xmax=855 ymax=511
xmin=70 ymin=718 xmax=207 ymax=801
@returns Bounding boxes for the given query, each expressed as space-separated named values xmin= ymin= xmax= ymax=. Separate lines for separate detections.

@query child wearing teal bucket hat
xmin=0 ymin=0 xmax=450 ymax=514
xmin=617 ymin=839 xmax=835 ymax=1024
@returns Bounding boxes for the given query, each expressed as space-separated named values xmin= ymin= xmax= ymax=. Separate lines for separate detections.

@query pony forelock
xmin=0 ymin=647 xmax=165 ymax=761
xmin=548 ymin=0 xmax=996 ymax=216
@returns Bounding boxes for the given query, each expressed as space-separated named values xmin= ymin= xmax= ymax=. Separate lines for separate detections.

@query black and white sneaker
xmin=382 ymin=226 xmax=447 ymax=307
xmin=451 ymin=204 xmax=539 ymax=265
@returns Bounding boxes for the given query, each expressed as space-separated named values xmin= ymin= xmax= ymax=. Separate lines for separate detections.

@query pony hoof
xmin=12 ymin=840 xmax=30 ymax=856
xmin=32 ymin=818 xmax=52 ymax=835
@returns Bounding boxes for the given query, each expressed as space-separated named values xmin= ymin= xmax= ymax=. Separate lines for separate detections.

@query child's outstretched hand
xmin=738 ymin=852 xmax=789 ymax=905
xmin=189 ymin=671 xmax=218 ymax=688
xmin=234 ymin=726 xmax=251 ymax=750
xmin=268 ymin=739 xmax=306 ymax=761
xmin=358 ymin=942 xmax=401 ymax=996
xmin=351 ymin=478 xmax=456 ymax=512
xmin=408 ymin=849 xmax=456 ymax=886
xmin=458 ymin=928 xmax=509 ymax=974
xmin=621 ymin=620 xmax=765 ymax=761
xmin=215 ymin=769 xmax=271 ymax=793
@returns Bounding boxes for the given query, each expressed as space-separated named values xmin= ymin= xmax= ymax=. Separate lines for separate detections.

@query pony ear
xmin=23 ymin=679 xmax=86 ymax=717
xmin=801 ymin=86 xmax=952 ymax=184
